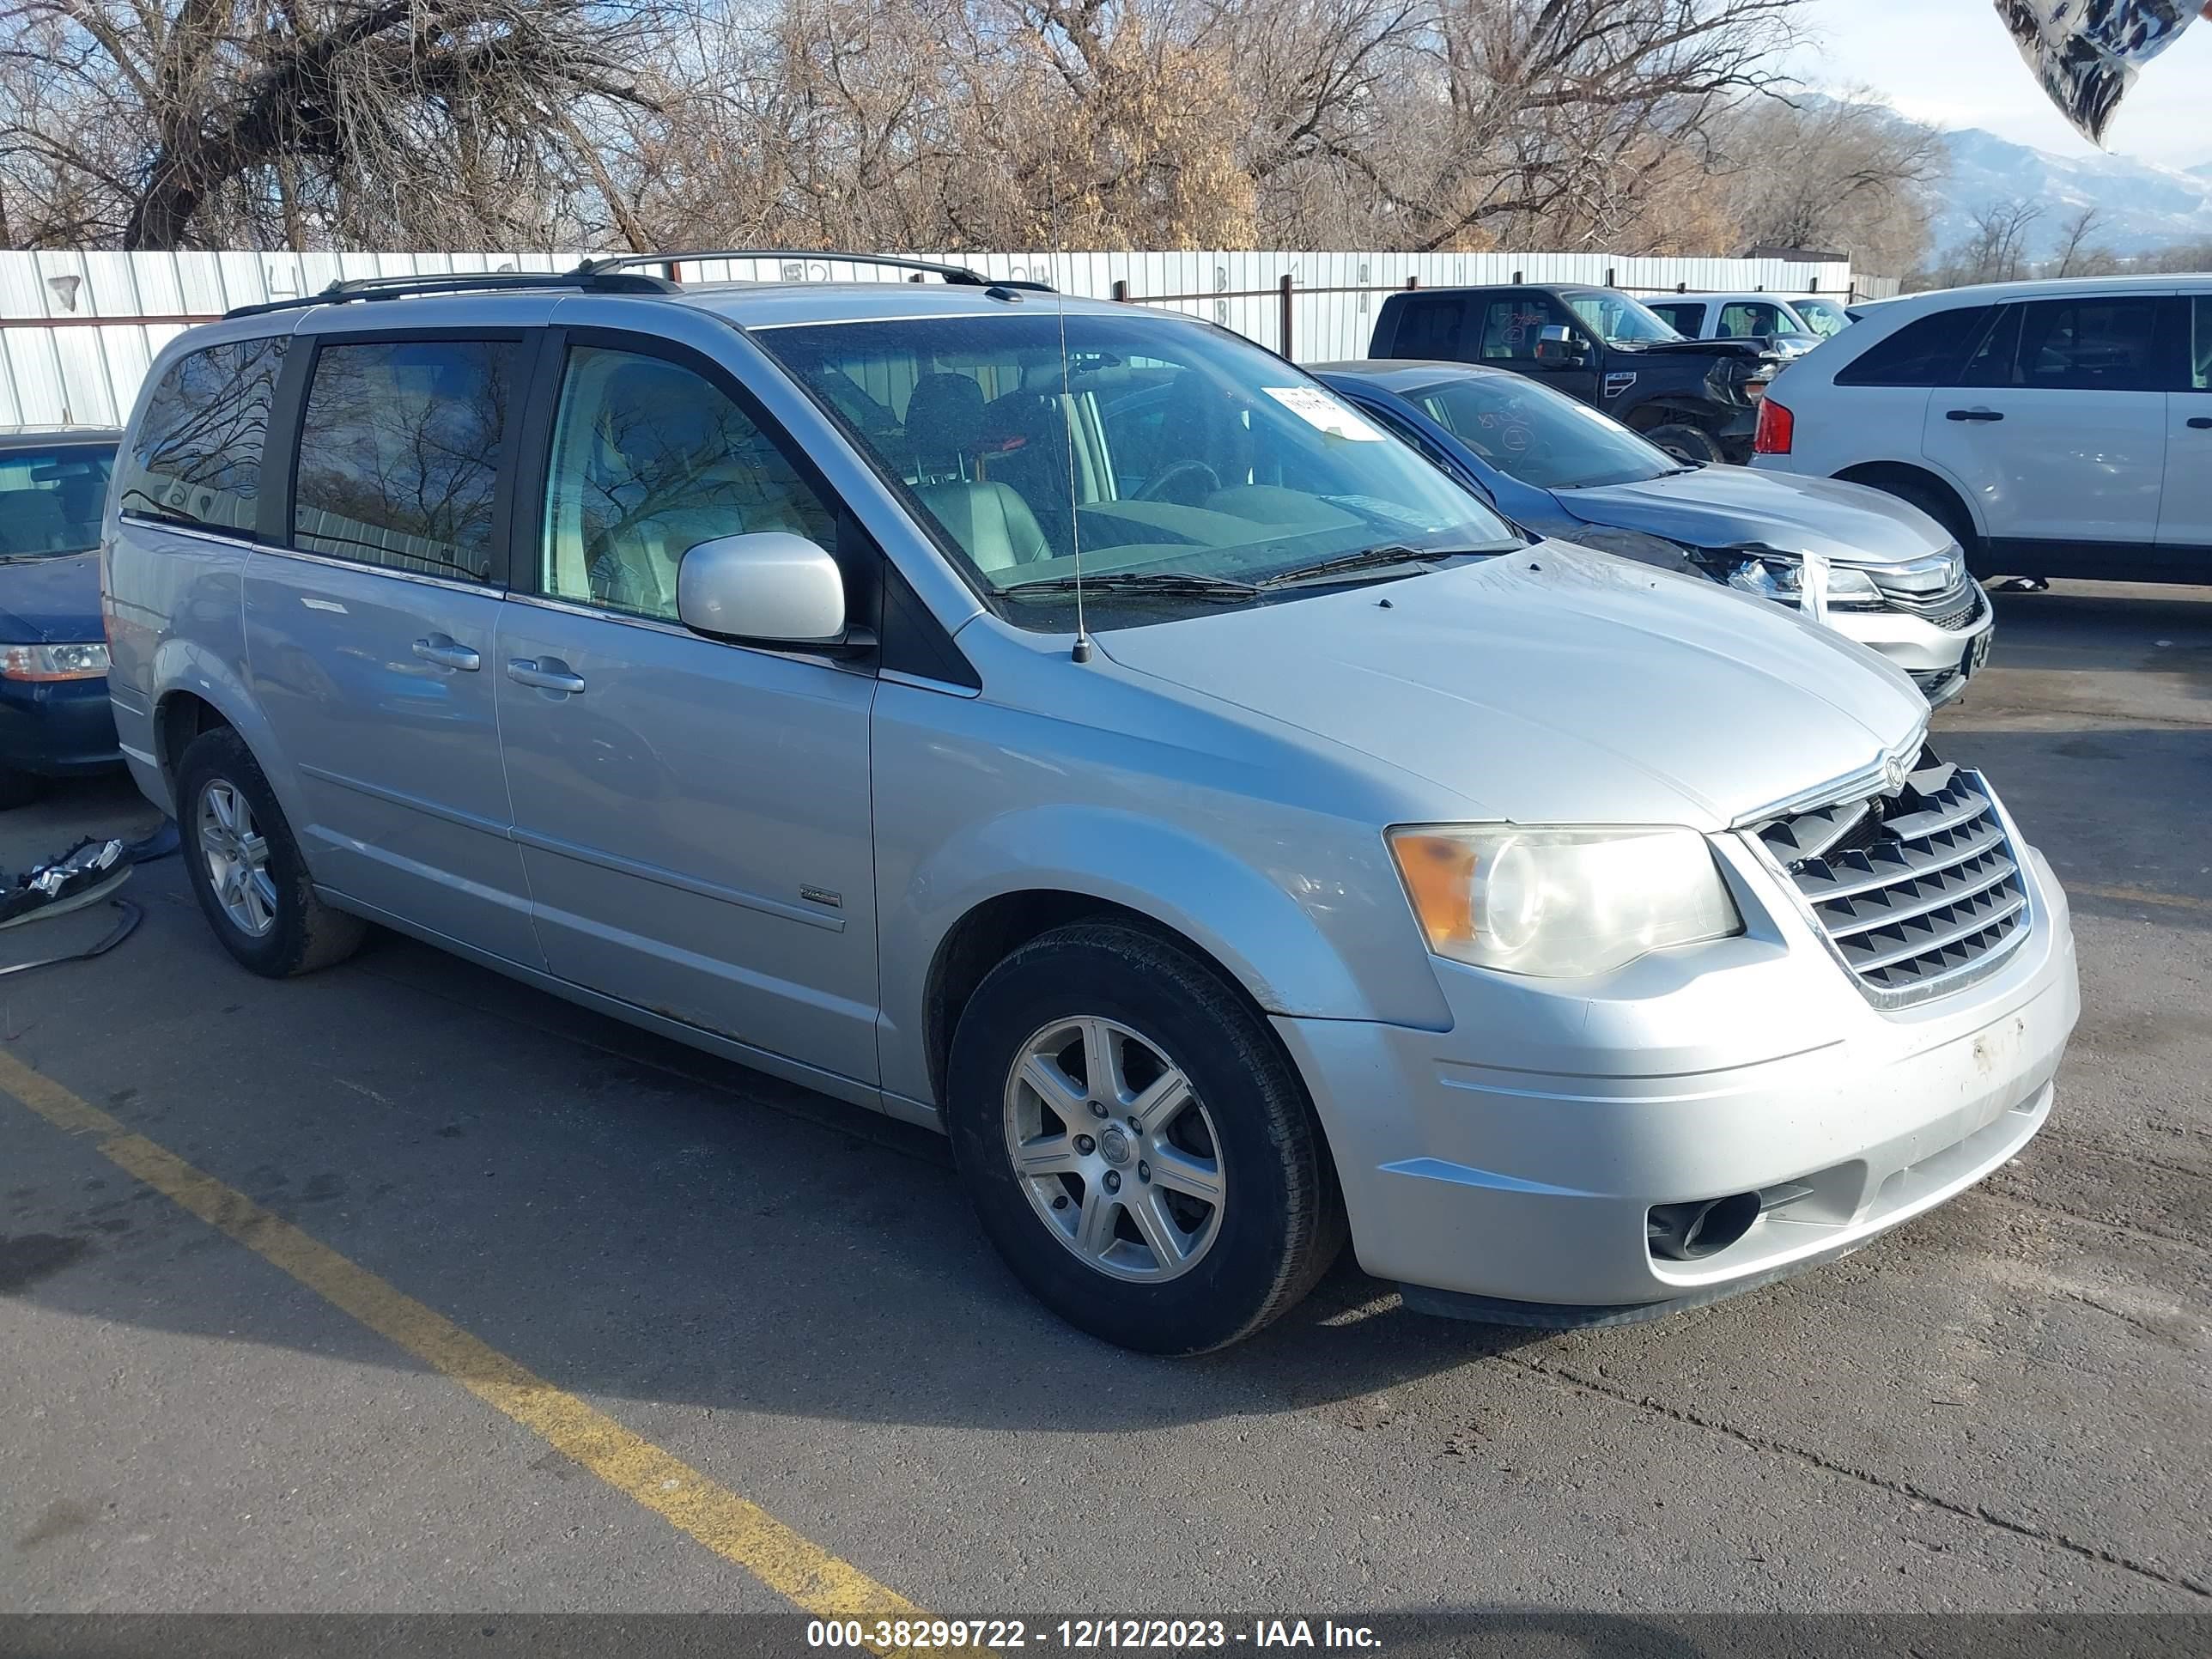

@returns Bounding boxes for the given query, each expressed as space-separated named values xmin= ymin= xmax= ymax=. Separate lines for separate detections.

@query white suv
xmin=1750 ymin=276 xmax=2212 ymax=583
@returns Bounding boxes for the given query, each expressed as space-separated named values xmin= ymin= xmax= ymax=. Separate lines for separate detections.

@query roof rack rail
xmin=573 ymin=249 xmax=1054 ymax=291
xmin=222 ymin=266 xmax=678 ymax=321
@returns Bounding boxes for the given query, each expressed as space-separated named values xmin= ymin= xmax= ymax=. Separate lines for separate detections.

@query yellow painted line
xmin=0 ymin=1048 xmax=981 ymax=1657
xmin=2068 ymin=883 xmax=2212 ymax=915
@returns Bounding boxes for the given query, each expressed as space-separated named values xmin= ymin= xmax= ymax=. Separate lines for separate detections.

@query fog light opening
xmin=1647 ymin=1192 xmax=1762 ymax=1261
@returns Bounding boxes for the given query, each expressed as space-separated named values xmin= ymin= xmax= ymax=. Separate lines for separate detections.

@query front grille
xmin=1881 ymin=579 xmax=1983 ymax=629
xmin=1755 ymin=750 xmax=2029 ymax=1003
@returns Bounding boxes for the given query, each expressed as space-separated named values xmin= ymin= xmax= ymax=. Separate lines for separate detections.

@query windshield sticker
xmin=1262 ymin=386 xmax=1387 ymax=441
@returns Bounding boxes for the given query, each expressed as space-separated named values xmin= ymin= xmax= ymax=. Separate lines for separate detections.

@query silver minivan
xmin=103 ymin=259 xmax=2080 ymax=1352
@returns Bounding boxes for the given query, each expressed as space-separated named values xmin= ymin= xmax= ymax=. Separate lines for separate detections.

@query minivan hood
xmin=1096 ymin=544 xmax=1926 ymax=830
xmin=1557 ymin=465 xmax=1953 ymax=567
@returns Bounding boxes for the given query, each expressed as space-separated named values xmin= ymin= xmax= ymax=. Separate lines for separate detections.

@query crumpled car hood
xmin=1557 ymin=465 xmax=1954 ymax=567
xmin=1097 ymin=542 xmax=1928 ymax=830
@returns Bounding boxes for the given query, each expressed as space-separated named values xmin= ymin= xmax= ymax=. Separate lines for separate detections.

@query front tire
xmin=945 ymin=921 xmax=1343 ymax=1353
xmin=1641 ymin=422 xmax=1727 ymax=465
xmin=177 ymin=726 xmax=365 ymax=978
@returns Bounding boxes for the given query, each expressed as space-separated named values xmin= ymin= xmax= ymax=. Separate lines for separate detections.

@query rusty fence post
xmin=1279 ymin=273 xmax=1294 ymax=357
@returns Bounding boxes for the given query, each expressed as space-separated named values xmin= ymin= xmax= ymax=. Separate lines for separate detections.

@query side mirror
xmin=677 ymin=532 xmax=847 ymax=647
xmin=1535 ymin=325 xmax=1589 ymax=365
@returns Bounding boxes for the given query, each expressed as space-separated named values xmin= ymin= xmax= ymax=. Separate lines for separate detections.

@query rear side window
xmin=1717 ymin=301 xmax=1784 ymax=338
xmin=1646 ymin=302 xmax=1702 ymax=335
xmin=292 ymin=338 xmax=518 ymax=581
xmin=1834 ymin=306 xmax=1996 ymax=387
xmin=2191 ymin=296 xmax=2211 ymax=392
xmin=1389 ymin=297 xmax=1468 ymax=358
xmin=1963 ymin=296 xmax=2168 ymax=392
xmin=116 ymin=336 xmax=286 ymax=533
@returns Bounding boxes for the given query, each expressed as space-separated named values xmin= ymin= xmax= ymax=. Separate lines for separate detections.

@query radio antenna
xmin=1046 ymin=142 xmax=1091 ymax=663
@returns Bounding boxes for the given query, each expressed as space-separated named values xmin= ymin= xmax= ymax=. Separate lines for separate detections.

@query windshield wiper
xmin=1000 ymin=570 xmax=1261 ymax=601
xmin=1256 ymin=544 xmax=1440 ymax=588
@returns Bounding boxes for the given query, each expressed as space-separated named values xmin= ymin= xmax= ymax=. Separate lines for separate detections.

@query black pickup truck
xmin=1368 ymin=283 xmax=1779 ymax=465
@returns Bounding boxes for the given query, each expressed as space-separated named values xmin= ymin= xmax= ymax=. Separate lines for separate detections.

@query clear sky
xmin=1792 ymin=0 xmax=2212 ymax=169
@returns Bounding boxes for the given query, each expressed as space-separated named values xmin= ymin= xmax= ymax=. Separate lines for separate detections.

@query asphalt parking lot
xmin=3 ymin=580 xmax=2208 ymax=1624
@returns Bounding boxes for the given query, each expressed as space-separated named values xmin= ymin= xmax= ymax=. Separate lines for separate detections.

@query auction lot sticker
xmin=1261 ymin=386 xmax=1387 ymax=441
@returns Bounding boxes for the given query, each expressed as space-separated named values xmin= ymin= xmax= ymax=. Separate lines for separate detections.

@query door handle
xmin=1946 ymin=409 xmax=2004 ymax=422
xmin=411 ymin=635 xmax=480 ymax=672
xmin=506 ymin=657 xmax=586 ymax=694
xmin=2189 ymin=416 xmax=2212 ymax=430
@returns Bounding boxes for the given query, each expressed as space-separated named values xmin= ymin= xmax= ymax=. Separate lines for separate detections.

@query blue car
xmin=1310 ymin=362 xmax=1994 ymax=706
xmin=0 ymin=427 xmax=120 ymax=804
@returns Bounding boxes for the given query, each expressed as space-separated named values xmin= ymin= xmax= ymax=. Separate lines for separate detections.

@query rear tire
xmin=945 ymin=921 xmax=1344 ymax=1353
xmin=1641 ymin=422 xmax=1727 ymax=465
xmin=176 ymin=726 xmax=365 ymax=978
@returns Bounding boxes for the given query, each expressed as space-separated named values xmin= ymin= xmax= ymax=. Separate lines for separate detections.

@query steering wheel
xmin=1138 ymin=459 xmax=1221 ymax=506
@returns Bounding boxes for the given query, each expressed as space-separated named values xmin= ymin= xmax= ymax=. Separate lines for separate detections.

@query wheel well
xmin=155 ymin=692 xmax=230 ymax=790
xmin=1833 ymin=462 xmax=1980 ymax=549
xmin=922 ymin=890 xmax=1276 ymax=1112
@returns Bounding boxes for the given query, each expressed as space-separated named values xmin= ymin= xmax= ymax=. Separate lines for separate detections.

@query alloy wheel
xmin=1002 ymin=1015 xmax=1225 ymax=1282
xmin=198 ymin=780 xmax=278 ymax=938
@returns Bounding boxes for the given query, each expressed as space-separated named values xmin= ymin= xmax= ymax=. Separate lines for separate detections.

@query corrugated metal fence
xmin=0 ymin=247 xmax=1878 ymax=427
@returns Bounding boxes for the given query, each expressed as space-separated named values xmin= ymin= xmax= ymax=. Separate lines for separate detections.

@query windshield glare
xmin=757 ymin=313 xmax=1518 ymax=622
xmin=1791 ymin=297 xmax=1850 ymax=338
xmin=1563 ymin=291 xmax=1682 ymax=345
xmin=1411 ymin=375 xmax=1675 ymax=490
xmin=0 ymin=444 xmax=114 ymax=557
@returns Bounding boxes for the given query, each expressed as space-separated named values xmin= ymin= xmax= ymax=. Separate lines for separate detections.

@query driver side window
xmin=541 ymin=344 xmax=836 ymax=620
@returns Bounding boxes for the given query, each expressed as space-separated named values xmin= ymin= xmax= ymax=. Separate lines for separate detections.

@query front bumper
xmin=1827 ymin=586 xmax=1994 ymax=708
xmin=1274 ymin=817 xmax=2078 ymax=1316
xmin=0 ymin=673 xmax=121 ymax=775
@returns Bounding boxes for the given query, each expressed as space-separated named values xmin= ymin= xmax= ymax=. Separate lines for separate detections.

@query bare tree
xmin=1711 ymin=91 xmax=1941 ymax=275
xmin=3 ymin=0 xmax=1874 ymax=258
xmin=2046 ymin=204 xmax=2124 ymax=277
xmin=1349 ymin=0 xmax=1805 ymax=252
xmin=0 ymin=0 xmax=665 ymax=250
xmin=1933 ymin=198 xmax=2047 ymax=287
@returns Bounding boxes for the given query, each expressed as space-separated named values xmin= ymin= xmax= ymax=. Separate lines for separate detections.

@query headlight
xmin=1719 ymin=553 xmax=1881 ymax=609
xmin=1388 ymin=825 xmax=1742 ymax=978
xmin=0 ymin=642 xmax=109 ymax=682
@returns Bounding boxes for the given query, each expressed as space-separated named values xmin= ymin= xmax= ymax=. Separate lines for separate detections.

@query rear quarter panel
xmin=103 ymin=317 xmax=302 ymax=817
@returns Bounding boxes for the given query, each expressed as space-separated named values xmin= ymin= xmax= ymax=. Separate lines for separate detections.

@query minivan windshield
xmin=1560 ymin=290 xmax=1684 ymax=346
xmin=1408 ymin=374 xmax=1678 ymax=490
xmin=756 ymin=312 xmax=1520 ymax=625
xmin=0 ymin=442 xmax=115 ymax=558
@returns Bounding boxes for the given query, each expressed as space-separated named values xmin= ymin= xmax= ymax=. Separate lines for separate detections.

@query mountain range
xmin=1928 ymin=126 xmax=2212 ymax=256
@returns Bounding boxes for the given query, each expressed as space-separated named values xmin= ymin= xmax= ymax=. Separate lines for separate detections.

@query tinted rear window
xmin=291 ymin=338 xmax=517 ymax=582
xmin=1389 ymin=297 xmax=1468 ymax=357
xmin=1834 ymin=306 xmax=1995 ymax=387
xmin=116 ymin=337 xmax=286 ymax=533
xmin=1961 ymin=297 xmax=2169 ymax=392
